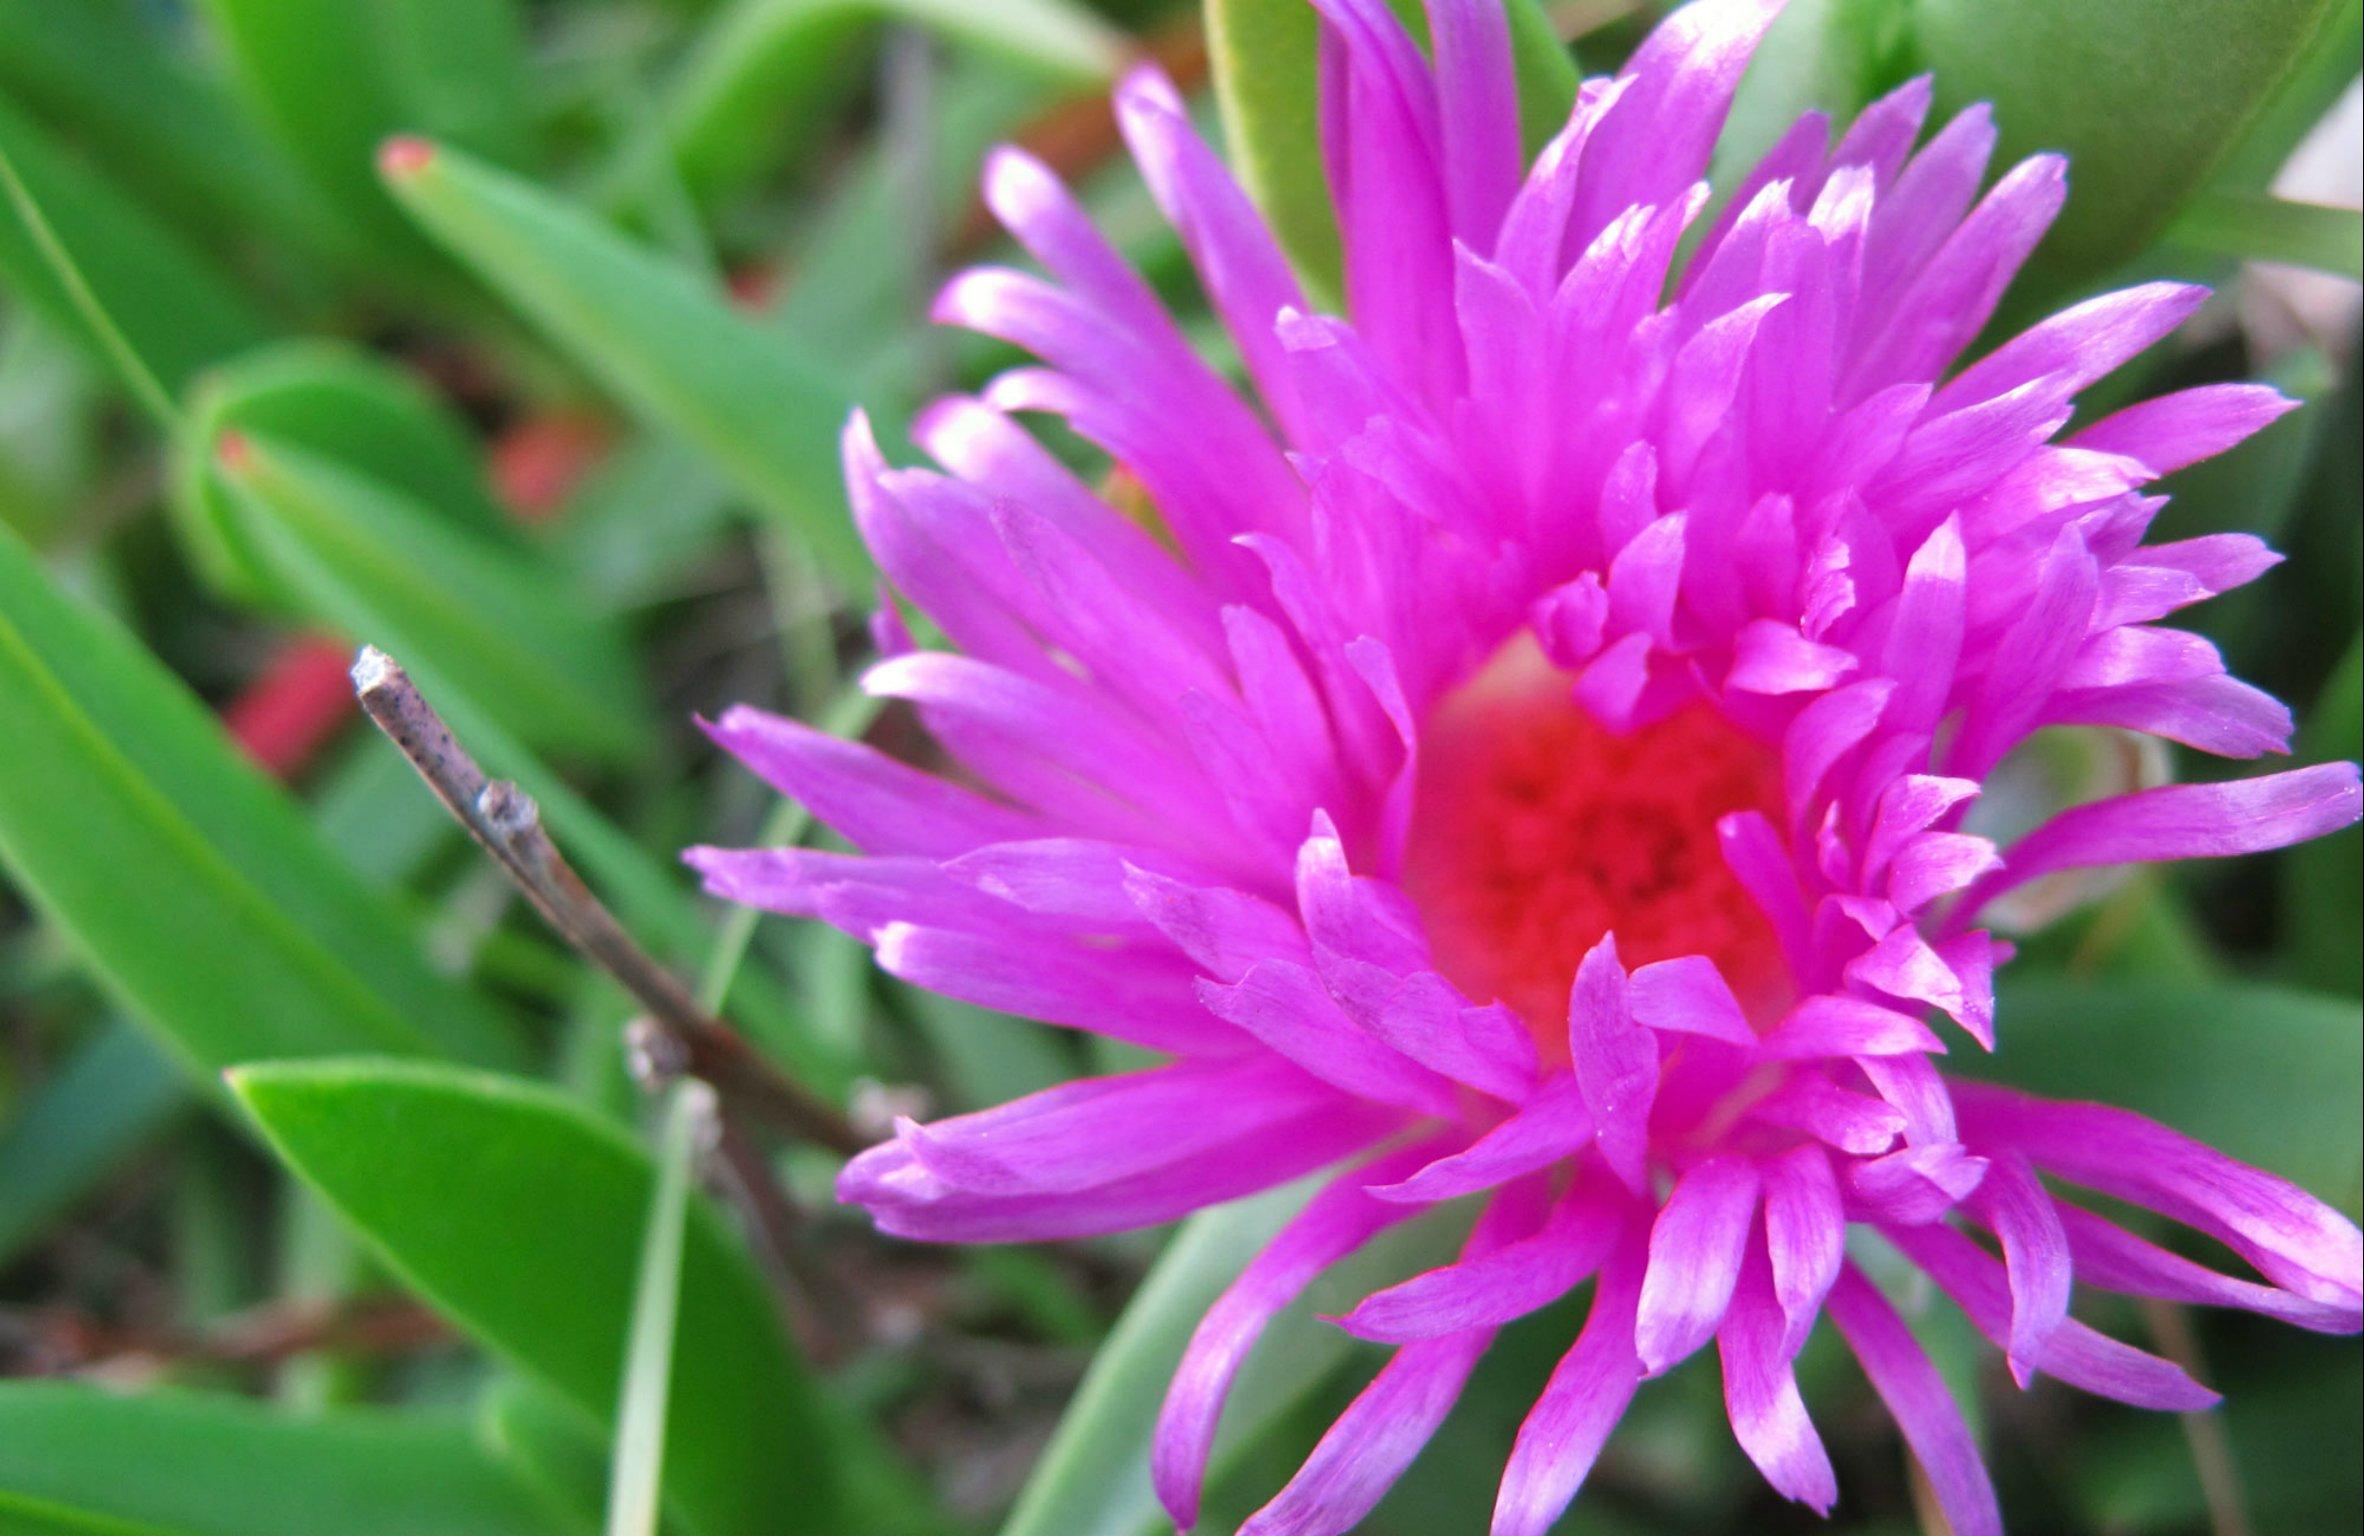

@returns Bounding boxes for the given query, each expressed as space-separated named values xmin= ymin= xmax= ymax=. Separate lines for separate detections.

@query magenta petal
xmin=1634 ymin=1154 xmax=1761 ymax=1374
xmin=1628 ymin=954 xmax=1756 ymax=1044
xmin=2059 ymin=1204 xmax=2361 ymax=1335
xmin=1961 ymin=764 xmax=2364 ymax=919
xmin=1886 ymin=1220 xmax=2220 ymax=1410
xmin=1719 ymin=1235 xmax=1839 ymax=1512
xmin=2070 ymin=381 xmax=2298 ymax=475
xmin=896 ymin=1055 xmax=1340 ymax=1196
xmin=1761 ymin=994 xmax=1947 ymax=1059
xmin=1761 ymin=1142 xmax=1846 ymax=1353
xmin=1489 ymin=1225 xmax=1649 ymax=1536
xmin=1153 ymin=1138 xmax=1453 ymax=1529
xmin=1198 ymin=962 xmax=1461 ymax=1113
xmin=1568 ymin=937 xmax=1657 ymax=1190
xmin=1955 ymin=1083 xmax=2364 ymax=1315
xmin=1846 ymin=1142 xmax=1988 ymax=1224
xmin=1341 ymin=1175 xmax=1628 ymax=1341
xmin=1371 ymin=1074 xmax=1596 ymax=1204
xmin=1751 ymin=1073 xmax=1908 ymax=1156
xmin=1969 ymin=1150 xmax=2071 ymax=1386
xmin=844 ymin=1101 xmax=1392 ymax=1243
xmin=1825 ymin=1264 xmax=2004 ymax=1536
xmin=702 ymin=706 xmax=1042 ymax=857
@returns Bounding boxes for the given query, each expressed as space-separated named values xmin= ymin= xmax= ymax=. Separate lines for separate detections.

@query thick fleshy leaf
xmin=0 ymin=0 xmax=336 ymax=263
xmin=211 ymin=429 xmax=653 ymax=764
xmin=0 ymin=1383 xmax=562 ymax=1536
xmin=1914 ymin=0 xmax=2350 ymax=284
xmin=230 ymin=1060 xmax=837 ymax=1536
xmin=191 ymin=0 xmax=532 ymax=274
xmin=172 ymin=339 xmax=514 ymax=601
xmin=663 ymin=0 xmax=1124 ymax=201
xmin=1968 ymin=977 xmax=2364 ymax=1218
xmin=0 ymin=94 xmax=269 ymax=398
xmin=382 ymin=140 xmax=869 ymax=581
xmin=0 ymin=521 xmax=525 ymax=1079
xmin=1207 ymin=0 xmax=1577 ymax=301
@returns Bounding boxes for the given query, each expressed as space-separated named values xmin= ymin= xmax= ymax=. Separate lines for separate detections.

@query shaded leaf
xmin=174 ymin=340 xmax=516 ymax=602
xmin=0 ymin=0 xmax=335 ymax=269
xmin=0 ymin=1020 xmax=188 ymax=1267
xmin=2285 ymin=637 xmax=2363 ymax=996
xmin=189 ymin=0 xmax=533 ymax=277
xmin=211 ymin=430 xmax=653 ymax=765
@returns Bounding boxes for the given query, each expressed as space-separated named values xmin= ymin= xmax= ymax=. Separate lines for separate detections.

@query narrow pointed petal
xmin=1825 ymin=1265 xmax=2004 ymax=1536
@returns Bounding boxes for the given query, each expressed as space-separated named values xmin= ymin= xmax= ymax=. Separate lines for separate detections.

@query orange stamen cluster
xmin=1403 ymin=644 xmax=1784 ymax=1060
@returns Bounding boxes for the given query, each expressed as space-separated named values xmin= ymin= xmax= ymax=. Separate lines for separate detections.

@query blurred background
xmin=0 ymin=2 xmax=2356 ymax=1533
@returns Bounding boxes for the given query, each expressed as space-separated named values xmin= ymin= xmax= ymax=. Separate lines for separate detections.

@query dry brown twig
xmin=349 ymin=645 xmax=865 ymax=1158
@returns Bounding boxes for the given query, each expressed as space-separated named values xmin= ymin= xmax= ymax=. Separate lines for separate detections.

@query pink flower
xmin=691 ymin=1 xmax=2364 ymax=1530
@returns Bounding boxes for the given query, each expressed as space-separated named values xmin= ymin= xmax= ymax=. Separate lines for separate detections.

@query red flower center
xmin=1402 ymin=639 xmax=1786 ymax=1062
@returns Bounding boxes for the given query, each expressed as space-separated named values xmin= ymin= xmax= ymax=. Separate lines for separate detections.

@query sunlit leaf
xmin=664 ymin=0 xmax=1123 ymax=201
xmin=1915 ymin=0 xmax=2351 ymax=287
xmin=0 ymin=1384 xmax=565 ymax=1536
xmin=0 ymin=520 xmax=527 ymax=1081
xmin=0 ymin=96 xmax=270 ymax=398
xmin=1209 ymin=0 xmax=1577 ymax=303
xmin=232 ymin=1059 xmax=839 ymax=1536
xmin=383 ymin=141 xmax=869 ymax=582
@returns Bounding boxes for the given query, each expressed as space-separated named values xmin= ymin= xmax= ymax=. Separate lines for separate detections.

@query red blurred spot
xmin=221 ymin=637 xmax=357 ymax=781
xmin=377 ymin=136 xmax=435 ymax=180
xmin=489 ymin=412 xmax=609 ymax=523
xmin=1402 ymin=642 xmax=1784 ymax=1061
xmin=726 ymin=262 xmax=782 ymax=312
xmin=214 ymin=430 xmax=251 ymax=472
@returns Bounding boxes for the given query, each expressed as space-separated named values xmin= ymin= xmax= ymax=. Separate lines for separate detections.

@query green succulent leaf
xmin=1912 ymin=0 xmax=2353 ymax=288
xmin=1208 ymin=0 xmax=1577 ymax=304
xmin=383 ymin=141 xmax=870 ymax=583
xmin=207 ymin=427 xmax=653 ymax=765
xmin=231 ymin=1058 xmax=839 ymax=1536
xmin=1977 ymin=976 xmax=2364 ymax=1217
xmin=2285 ymin=637 xmax=2363 ymax=997
xmin=0 ymin=96 xmax=270 ymax=400
xmin=173 ymin=340 xmax=517 ymax=602
xmin=189 ymin=0 xmax=535 ymax=278
xmin=0 ymin=520 xmax=527 ymax=1081
xmin=664 ymin=0 xmax=1124 ymax=201
xmin=0 ymin=0 xmax=335 ymax=270
xmin=0 ymin=1384 xmax=565 ymax=1536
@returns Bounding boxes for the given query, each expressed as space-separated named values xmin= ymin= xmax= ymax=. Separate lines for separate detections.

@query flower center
xmin=1401 ymin=637 xmax=1786 ymax=1060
